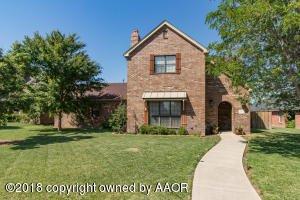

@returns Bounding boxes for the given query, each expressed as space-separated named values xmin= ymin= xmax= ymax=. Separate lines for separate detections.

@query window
xmin=149 ymin=101 xmax=181 ymax=128
xmin=154 ymin=55 xmax=176 ymax=73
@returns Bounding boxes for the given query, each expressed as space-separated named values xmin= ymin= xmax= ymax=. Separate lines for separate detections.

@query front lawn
xmin=0 ymin=123 xmax=219 ymax=200
xmin=245 ymin=128 xmax=300 ymax=200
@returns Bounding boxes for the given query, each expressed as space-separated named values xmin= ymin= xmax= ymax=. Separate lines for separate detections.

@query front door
xmin=218 ymin=102 xmax=232 ymax=131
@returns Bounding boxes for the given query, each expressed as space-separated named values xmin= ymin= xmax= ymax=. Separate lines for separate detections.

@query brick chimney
xmin=131 ymin=29 xmax=140 ymax=46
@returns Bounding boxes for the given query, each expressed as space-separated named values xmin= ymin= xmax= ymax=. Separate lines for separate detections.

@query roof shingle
xmin=85 ymin=83 xmax=127 ymax=101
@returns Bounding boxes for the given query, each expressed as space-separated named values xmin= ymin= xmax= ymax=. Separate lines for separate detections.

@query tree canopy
xmin=0 ymin=48 xmax=27 ymax=125
xmin=206 ymin=0 xmax=300 ymax=110
xmin=10 ymin=31 xmax=104 ymax=130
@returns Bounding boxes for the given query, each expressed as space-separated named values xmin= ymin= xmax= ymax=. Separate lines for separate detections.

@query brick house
xmin=271 ymin=111 xmax=286 ymax=128
xmin=54 ymin=83 xmax=126 ymax=128
xmin=124 ymin=21 xmax=250 ymax=135
xmin=271 ymin=110 xmax=300 ymax=129
xmin=54 ymin=21 xmax=251 ymax=134
xmin=251 ymin=107 xmax=300 ymax=129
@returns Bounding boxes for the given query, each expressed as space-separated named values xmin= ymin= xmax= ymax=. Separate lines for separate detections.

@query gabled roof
xmin=85 ymin=83 xmax=127 ymax=101
xmin=124 ymin=20 xmax=208 ymax=58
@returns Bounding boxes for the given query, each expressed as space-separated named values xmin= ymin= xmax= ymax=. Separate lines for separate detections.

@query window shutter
xmin=150 ymin=54 xmax=155 ymax=75
xmin=176 ymin=53 xmax=181 ymax=74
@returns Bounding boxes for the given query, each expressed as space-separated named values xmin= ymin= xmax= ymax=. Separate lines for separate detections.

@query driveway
xmin=192 ymin=132 xmax=261 ymax=200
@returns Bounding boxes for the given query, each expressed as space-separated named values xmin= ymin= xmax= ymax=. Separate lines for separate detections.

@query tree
xmin=11 ymin=31 xmax=104 ymax=131
xmin=206 ymin=0 xmax=300 ymax=110
xmin=0 ymin=48 xmax=26 ymax=126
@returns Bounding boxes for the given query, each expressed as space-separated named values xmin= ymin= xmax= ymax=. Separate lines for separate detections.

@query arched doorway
xmin=218 ymin=102 xmax=232 ymax=131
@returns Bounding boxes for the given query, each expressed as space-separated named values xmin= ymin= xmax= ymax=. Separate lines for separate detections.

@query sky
xmin=0 ymin=0 xmax=220 ymax=83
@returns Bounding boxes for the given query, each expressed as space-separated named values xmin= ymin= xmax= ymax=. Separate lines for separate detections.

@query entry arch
xmin=218 ymin=101 xmax=232 ymax=131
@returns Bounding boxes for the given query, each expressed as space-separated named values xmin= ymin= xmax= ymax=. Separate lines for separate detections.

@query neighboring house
xmin=251 ymin=106 xmax=300 ymax=129
xmin=124 ymin=20 xmax=250 ymax=135
xmin=54 ymin=83 xmax=126 ymax=128
xmin=296 ymin=112 xmax=300 ymax=129
xmin=271 ymin=110 xmax=286 ymax=128
xmin=38 ymin=113 xmax=54 ymax=125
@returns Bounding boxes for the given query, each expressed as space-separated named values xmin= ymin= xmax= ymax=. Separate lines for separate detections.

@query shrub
xmin=206 ymin=123 xmax=219 ymax=135
xmin=139 ymin=124 xmax=151 ymax=134
xmin=235 ymin=125 xmax=245 ymax=135
xmin=6 ymin=114 xmax=19 ymax=122
xmin=177 ymin=127 xmax=188 ymax=135
xmin=162 ymin=127 xmax=176 ymax=135
xmin=101 ymin=119 xmax=111 ymax=129
xmin=18 ymin=113 xmax=32 ymax=123
xmin=211 ymin=124 xmax=219 ymax=134
xmin=139 ymin=125 xmax=176 ymax=135
xmin=6 ymin=112 xmax=38 ymax=124
xmin=287 ymin=120 xmax=295 ymax=128
xmin=0 ymin=115 xmax=8 ymax=126
xmin=108 ymin=103 xmax=127 ymax=133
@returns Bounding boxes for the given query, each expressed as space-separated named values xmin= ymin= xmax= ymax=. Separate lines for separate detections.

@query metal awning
xmin=142 ymin=91 xmax=187 ymax=99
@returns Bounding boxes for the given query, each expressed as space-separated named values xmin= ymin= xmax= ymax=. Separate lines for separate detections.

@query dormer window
xmin=154 ymin=55 xmax=176 ymax=73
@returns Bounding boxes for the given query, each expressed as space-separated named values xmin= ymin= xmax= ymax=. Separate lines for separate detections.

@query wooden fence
xmin=251 ymin=111 xmax=272 ymax=129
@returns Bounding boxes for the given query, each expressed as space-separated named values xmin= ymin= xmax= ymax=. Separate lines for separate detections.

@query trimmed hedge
xmin=139 ymin=125 xmax=188 ymax=135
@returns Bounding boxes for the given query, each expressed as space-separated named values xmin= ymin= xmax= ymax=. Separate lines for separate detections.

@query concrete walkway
xmin=192 ymin=132 xmax=261 ymax=200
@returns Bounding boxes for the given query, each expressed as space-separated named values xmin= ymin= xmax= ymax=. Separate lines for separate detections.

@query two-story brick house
xmin=55 ymin=20 xmax=250 ymax=134
xmin=124 ymin=21 xmax=250 ymax=135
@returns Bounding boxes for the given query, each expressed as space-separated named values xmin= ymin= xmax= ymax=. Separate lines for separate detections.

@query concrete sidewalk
xmin=192 ymin=132 xmax=261 ymax=200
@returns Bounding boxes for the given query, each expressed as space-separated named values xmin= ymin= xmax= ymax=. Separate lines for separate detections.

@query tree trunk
xmin=57 ymin=111 xmax=62 ymax=132
xmin=296 ymin=83 xmax=300 ymax=99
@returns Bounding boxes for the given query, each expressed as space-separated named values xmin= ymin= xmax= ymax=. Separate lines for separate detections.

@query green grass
xmin=245 ymin=128 xmax=300 ymax=200
xmin=0 ymin=123 xmax=219 ymax=200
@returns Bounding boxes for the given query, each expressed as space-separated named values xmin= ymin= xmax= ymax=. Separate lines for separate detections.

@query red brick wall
xmin=39 ymin=113 xmax=54 ymax=125
xmin=54 ymin=113 xmax=78 ymax=128
xmin=91 ymin=101 xmax=121 ymax=127
xmin=206 ymin=74 xmax=251 ymax=134
xmin=294 ymin=112 xmax=300 ymax=129
xmin=126 ymin=27 xmax=206 ymax=134
xmin=271 ymin=111 xmax=286 ymax=128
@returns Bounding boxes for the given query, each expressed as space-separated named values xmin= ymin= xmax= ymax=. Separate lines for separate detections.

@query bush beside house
xmin=108 ymin=103 xmax=127 ymax=133
xmin=178 ymin=127 xmax=189 ymax=135
xmin=287 ymin=120 xmax=295 ymax=128
xmin=139 ymin=125 xmax=189 ymax=135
